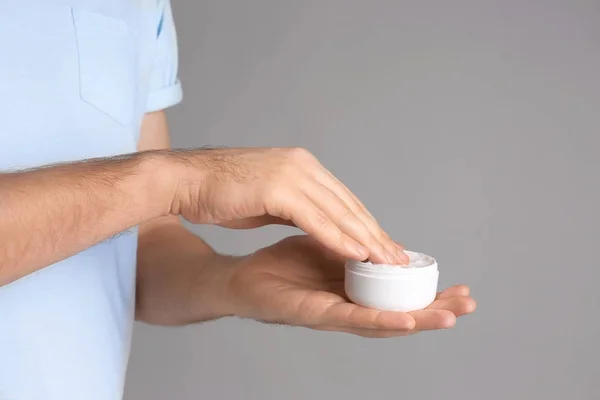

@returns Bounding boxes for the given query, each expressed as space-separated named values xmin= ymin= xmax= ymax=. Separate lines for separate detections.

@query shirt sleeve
xmin=145 ymin=0 xmax=183 ymax=113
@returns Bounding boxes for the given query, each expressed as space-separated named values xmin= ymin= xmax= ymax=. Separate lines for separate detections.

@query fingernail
xmin=397 ymin=249 xmax=409 ymax=265
xmin=384 ymin=250 xmax=397 ymax=264
xmin=349 ymin=243 xmax=369 ymax=259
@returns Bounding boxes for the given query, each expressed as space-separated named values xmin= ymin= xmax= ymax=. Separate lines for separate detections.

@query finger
xmin=314 ymin=325 xmax=415 ymax=338
xmin=315 ymin=171 xmax=408 ymax=264
xmin=319 ymin=302 xmax=416 ymax=331
xmin=281 ymin=193 xmax=369 ymax=261
xmin=435 ymin=285 xmax=471 ymax=300
xmin=301 ymin=182 xmax=394 ymax=264
xmin=427 ymin=296 xmax=477 ymax=317
xmin=321 ymin=169 xmax=407 ymax=254
xmin=409 ymin=309 xmax=456 ymax=331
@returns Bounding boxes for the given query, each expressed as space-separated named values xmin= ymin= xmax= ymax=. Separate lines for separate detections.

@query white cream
xmin=363 ymin=251 xmax=435 ymax=269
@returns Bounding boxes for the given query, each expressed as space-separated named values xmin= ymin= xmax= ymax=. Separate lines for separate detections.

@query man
xmin=0 ymin=1 xmax=476 ymax=399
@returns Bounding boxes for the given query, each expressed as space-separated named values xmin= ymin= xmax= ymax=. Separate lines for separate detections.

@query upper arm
xmin=138 ymin=110 xmax=171 ymax=152
xmin=137 ymin=0 xmax=176 ymax=151
xmin=139 ymin=0 xmax=181 ymax=152
xmin=145 ymin=0 xmax=182 ymax=114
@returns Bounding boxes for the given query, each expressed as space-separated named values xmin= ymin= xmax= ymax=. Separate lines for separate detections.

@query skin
xmin=212 ymin=235 xmax=475 ymax=336
xmin=133 ymin=111 xmax=475 ymax=335
xmin=0 ymin=110 xmax=476 ymax=337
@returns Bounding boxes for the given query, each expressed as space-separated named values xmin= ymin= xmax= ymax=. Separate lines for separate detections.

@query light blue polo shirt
xmin=0 ymin=1 xmax=182 ymax=398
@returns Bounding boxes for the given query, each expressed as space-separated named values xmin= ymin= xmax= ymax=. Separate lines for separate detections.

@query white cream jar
xmin=344 ymin=251 xmax=439 ymax=312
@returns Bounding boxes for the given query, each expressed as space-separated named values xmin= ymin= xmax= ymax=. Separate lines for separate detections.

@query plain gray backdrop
xmin=125 ymin=1 xmax=600 ymax=399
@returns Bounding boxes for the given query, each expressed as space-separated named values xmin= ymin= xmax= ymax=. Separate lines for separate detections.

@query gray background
xmin=125 ymin=1 xmax=600 ymax=399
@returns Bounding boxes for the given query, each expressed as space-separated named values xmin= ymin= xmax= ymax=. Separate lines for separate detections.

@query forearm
xmin=0 ymin=152 xmax=174 ymax=285
xmin=135 ymin=217 xmax=237 ymax=325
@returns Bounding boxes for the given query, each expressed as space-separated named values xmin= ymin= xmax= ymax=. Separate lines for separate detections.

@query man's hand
xmin=202 ymin=235 xmax=476 ymax=337
xmin=164 ymin=147 xmax=407 ymax=265
xmin=135 ymin=114 xmax=424 ymax=326
xmin=137 ymin=114 xmax=475 ymax=332
xmin=0 ymin=144 xmax=403 ymax=285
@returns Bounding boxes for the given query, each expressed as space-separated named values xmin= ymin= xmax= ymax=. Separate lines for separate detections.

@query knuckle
xmin=347 ymin=308 xmax=369 ymax=329
xmin=313 ymin=211 xmax=332 ymax=230
xmin=314 ymin=213 xmax=346 ymax=246
xmin=263 ymin=185 xmax=291 ymax=217
xmin=338 ymin=205 xmax=354 ymax=221
xmin=264 ymin=179 xmax=286 ymax=197
xmin=365 ymin=233 xmax=384 ymax=251
xmin=275 ymin=148 xmax=319 ymax=177
xmin=285 ymin=147 xmax=315 ymax=163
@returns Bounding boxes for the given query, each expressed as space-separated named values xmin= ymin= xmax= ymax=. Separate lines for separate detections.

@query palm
xmin=229 ymin=235 xmax=476 ymax=337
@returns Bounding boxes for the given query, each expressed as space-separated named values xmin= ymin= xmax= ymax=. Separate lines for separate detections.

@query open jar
xmin=344 ymin=251 xmax=439 ymax=312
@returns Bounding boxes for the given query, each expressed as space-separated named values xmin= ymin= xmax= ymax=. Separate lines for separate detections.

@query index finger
xmin=320 ymin=302 xmax=416 ymax=331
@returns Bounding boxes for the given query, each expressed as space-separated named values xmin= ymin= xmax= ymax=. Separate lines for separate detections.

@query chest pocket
xmin=72 ymin=8 xmax=136 ymax=126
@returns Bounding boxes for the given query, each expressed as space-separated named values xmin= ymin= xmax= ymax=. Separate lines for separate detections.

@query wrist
xmin=135 ymin=150 xmax=186 ymax=219
xmin=188 ymin=252 xmax=241 ymax=321
xmin=149 ymin=148 xmax=213 ymax=218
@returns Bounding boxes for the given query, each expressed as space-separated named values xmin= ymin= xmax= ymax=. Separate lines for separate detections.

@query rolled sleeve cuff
xmin=145 ymin=79 xmax=183 ymax=113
